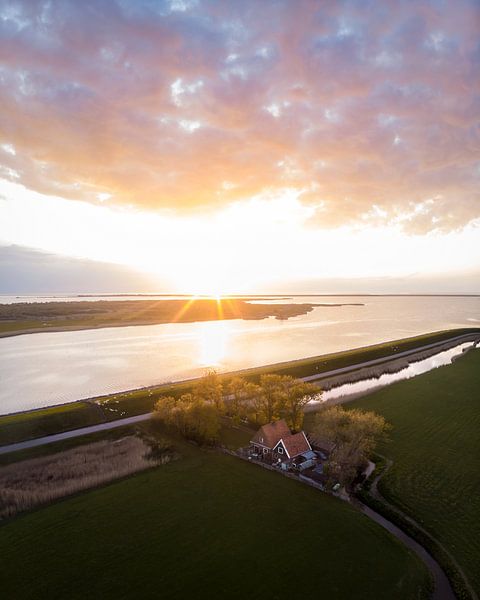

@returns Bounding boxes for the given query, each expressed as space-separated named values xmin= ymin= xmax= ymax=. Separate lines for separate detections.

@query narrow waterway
xmin=309 ymin=341 xmax=476 ymax=406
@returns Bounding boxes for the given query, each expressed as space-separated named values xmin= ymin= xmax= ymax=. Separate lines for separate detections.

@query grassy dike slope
xmin=0 ymin=440 xmax=430 ymax=600
xmin=348 ymin=349 xmax=480 ymax=596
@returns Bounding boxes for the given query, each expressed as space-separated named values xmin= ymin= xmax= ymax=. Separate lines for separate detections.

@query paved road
xmin=0 ymin=412 xmax=153 ymax=456
xmin=1 ymin=332 xmax=478 ymax=457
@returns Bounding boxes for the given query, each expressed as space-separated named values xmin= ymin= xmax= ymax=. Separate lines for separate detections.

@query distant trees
xmin=153 ymin=370 xmax=321 ymax=443
xmin=312 ymin=406 xmax=390 ymax=486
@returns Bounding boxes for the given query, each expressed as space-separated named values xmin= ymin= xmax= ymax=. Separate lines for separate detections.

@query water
xmin=0 ymin=294 xmax=219 ymax=304
xmin=310 ymin=342 xmax=474 ymax=405
xmin=0 ymin=295 xmax=478 ymax=415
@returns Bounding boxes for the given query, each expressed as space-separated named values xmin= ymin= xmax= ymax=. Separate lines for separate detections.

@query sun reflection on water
xmin=197 ymin=320 xmax=231 ymax=367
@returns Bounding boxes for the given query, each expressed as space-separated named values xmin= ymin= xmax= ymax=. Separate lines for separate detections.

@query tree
xmin=226 ymin=376 xmax=261 ymax=423
xmin=258 ymin=374 xmax=286 ymax=423
xmin=153 ymin=396 xmax=177 ymax=425
xmin=185 ymin=399 xmax=220 ymax=443
xmin=254 ymin=374 xmax=319 ymax=428
xmin=312 ymin=406 xmax=390 ymax=486
xmin=153 ymin=393 xmax=220 ymax=444
xmin=280 ymin=379 xmax=320 ymax=431
xmin=195 ymin=369 xmax=224 ymax=412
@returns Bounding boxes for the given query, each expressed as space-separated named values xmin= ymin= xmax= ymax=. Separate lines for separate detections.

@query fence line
xmin=220 ymin=447 xmax=327 ymax=493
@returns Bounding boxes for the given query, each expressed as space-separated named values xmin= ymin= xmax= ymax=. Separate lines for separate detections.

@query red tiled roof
xmin=251 ymin=419 xmax=291 ymax=448
xmin=281 ymin=431 xmax=311 ymax=458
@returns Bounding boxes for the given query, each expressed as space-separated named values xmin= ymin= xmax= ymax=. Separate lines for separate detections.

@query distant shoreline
xmin=0 ymin=298 xmax=364 ymax=339
xmin=1 ymin=293 xmax=479 ymax=299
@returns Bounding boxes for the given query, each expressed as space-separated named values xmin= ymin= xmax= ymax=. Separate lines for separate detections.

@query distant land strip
xmin=0 ymin=298 xmax=364 ymax=338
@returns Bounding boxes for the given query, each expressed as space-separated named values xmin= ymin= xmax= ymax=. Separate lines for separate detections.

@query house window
xmin=263 ymin=448 xmax=268 ymax=454
xmin=277 ymin=447 xmax=283 ymax=454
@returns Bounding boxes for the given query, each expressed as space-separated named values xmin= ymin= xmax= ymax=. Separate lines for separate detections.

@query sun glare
xmin=197 ymin=320 xmax=230 ymax=367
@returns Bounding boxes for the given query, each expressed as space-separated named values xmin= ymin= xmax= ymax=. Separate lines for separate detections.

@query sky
xmin=0 ymin=0 xmax=479 ymax=294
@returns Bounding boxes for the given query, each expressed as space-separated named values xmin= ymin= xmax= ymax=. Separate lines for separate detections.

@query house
xmin=250 ymin=419 xmax=312 ymax=468
xmin=250 ymin=419 xmax=290 ymax=457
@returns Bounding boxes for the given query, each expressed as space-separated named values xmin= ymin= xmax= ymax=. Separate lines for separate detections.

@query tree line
xmin=153 ymin=370 xmax=320 ymax=444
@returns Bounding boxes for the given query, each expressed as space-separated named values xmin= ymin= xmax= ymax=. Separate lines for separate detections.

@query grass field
xmin=0 ymin=427 xmax=430 ymax=600
xmin=1 ymin=327 xmax=477 ymax=447
xmin=345 ymin=349 xmax=480 ymax=596
xmin=0 ymin=402 xmax=104 ymax=446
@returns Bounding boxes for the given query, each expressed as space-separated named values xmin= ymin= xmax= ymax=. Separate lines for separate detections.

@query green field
xmin=346 ymin=349 xmax=480 ymax=597
xmin=1 ymin=327 xmax=477 ymax=447
xmin=0 ymin=402 xmax=104 ymax=446
xmin=0 ymin=427 xmax=430 ymax=600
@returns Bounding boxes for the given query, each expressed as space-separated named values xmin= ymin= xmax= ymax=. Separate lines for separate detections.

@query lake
xmin=0 ymin=295 xmax=478 ymax=414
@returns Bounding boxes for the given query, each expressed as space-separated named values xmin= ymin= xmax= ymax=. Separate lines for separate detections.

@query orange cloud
xmin=0 ymin=0 xmax=479 ymax=232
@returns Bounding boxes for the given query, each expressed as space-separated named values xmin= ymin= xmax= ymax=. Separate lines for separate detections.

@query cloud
xmin=2 ymin=243 xmax=478 ymax=295
xmin=0 ymin=0 xmax=479 ymax=231
xmin=0 ymin=245 xmax=161 ymax=293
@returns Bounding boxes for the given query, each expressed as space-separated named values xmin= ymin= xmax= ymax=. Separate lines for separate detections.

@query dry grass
xmin=0 ymin=435 xmax=177 ymax=520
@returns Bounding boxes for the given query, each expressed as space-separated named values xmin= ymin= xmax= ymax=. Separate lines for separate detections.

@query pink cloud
xmin=0 ymin=0 xmax=479 ymax=232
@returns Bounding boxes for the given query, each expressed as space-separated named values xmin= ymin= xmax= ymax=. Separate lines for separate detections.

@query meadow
xmin=345 ymin=349 xmax=480 ymax=597
xmin=0 ymin=425 xmax=431 ymax=600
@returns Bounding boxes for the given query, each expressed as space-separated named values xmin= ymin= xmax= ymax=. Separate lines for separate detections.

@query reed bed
xmin=0 ymin=436 xmax=176 ymax=520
